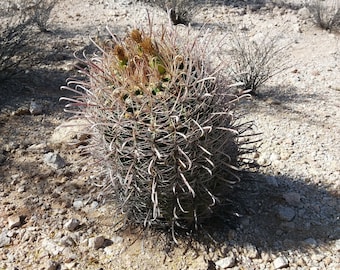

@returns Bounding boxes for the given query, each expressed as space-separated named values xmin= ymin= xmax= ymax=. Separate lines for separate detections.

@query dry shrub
xmin=0 ymin=0 xmax=58 ymax=80
xmin=137 ymin=0 xmax=207 ymax=25
xmin=227 ymin=28 xmax=291 ymax=95
xmin=306 ymin=0 xmax=340 ymax=31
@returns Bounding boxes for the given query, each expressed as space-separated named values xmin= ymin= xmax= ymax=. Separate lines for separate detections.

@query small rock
xmin=270 ymin=153 xmax=281 ymax=162
xmin=283 ymin=192 xmax=301 ymax=206
xmin=297 ymin=7 xmax=310 ymax=20
xmin=73 ymin=200 xmax=84 ymax=210
xmin=266 ymin=98 xmax=281 ymax=105
xmin=111 ymin=235 xmax=124 ymax=244
xmin=0 ymin=231 xmax=10 ymax=247
xmin=266 ymin=176 xmax=279 ymax=187
xmin=41 ymin=239 xmax=63 ymax=256
xmin=17 ymin=186 xmax=26 ymax=193
xmin=257 ymin=156 xmax=268 ymax=166
xmin=27 ymin=143 xmax=47 ymax=152
xmin=245 ymin=243 xmax=258 ymax=259
xmin=60 ymin=236 xmax=77 ymax=247
xmin=89 ymin=236 xmax=106 ymax=250
xmin=280 ymin=221 xmax=295 ymax=231
xmin=334 ymin=239 xmax=340 ymax=251
xmin=0 ymin=153 xmax=6 ymax=164
xmin=273 ymin=256 xmax=289 ymax=269
xmin=303 ymin=238 xmax=317 ymax=247
xmin=215 ymin=253 xmax=236 ymax=269
xmin=8 ymin=215 xmax=23 ymax=229
xmin=49 ymin=118 xmax=89 ymax=147
xmin=29 ymin=99 xmax=43 ymax=115
xmin=3 ymin=142 xmax=19 ymax=152
xmin=64 ymin=218 xmax=80 ymax=231
xmin=12 ymin=106 xmax=30 ymax=116
xmin=44 ymin=152 xmax=66 ymax=169
xmin=277 ymin=206 xmax=295 ymax=222
xmin=90 ymin=201 xmax=99 ymax=209
xmin=46 ymin=260 xmax=60 ymax=270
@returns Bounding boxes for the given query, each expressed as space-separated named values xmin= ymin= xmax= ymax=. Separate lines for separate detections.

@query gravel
xmin=0 ymin=0 xmax=339 ymax=269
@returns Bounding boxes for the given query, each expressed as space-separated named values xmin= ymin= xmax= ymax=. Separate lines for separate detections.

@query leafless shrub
xmin=227 ymin=29 xmax=291 ymax=95
xmin=137 ymin=0 xmax=206 ymax=25
xmin=306 ymin=0 xmax=340 ymax=31
xmin=0 ymin=0 xmax=57 ymax=80
xmin=27 ymin=0 xmax=59 ymax=32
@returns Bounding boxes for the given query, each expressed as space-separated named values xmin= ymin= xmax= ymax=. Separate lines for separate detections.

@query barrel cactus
xmin=61 ymin=18 xmax=252 ymax=236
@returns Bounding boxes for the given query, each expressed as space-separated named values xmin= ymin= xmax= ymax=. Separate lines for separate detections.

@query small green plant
xmin=306 ymin=0 xmax=340 ymax=31
xmin=227 ymin=29 xmax=290 ymax=95
xmin=61 ymin=16 xmax=254 ymax=239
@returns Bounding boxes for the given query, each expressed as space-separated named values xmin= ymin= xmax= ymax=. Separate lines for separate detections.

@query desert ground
xmin=0 ymin=0 xmax=339 ymax=269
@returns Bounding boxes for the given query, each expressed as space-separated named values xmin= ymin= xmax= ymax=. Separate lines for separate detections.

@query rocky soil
xmin=0 ymin=0 xmax=339 ymax=269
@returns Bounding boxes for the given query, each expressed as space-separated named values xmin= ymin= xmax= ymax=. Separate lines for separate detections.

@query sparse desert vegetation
xmin=0 ymin=1 xmax=339 ymax=269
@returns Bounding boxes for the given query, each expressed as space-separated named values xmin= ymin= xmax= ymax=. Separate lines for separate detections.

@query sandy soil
xmin=0 ymin=0 xmax=339 ymax=269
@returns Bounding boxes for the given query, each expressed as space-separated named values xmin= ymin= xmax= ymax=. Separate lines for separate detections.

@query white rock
xmin=73 ymin=200 xmax=84 ymax=210
xmin=297 ymin=7 xmax=310 ymax=20
xmin=270 ymin=153 xmax=281 ymax=162
xmin=45 ymin=260 xmax=59 ymax=270
xmin=44 ymin=152 xmax=66 ymax=169
xmin=0 ymin=231 xmax=10 ymax=247
xmin=273 ymin=256 xmax=289 ymax=269
xmin=29 ymin=99 xmax=43 ymax=115
xmin=49 ymin=118 xmax=89 ymax=146
xmin=245 ymin=243 xmax=258 ymax=259
xmin=8 ymin=215 xmax=22 ymax=229
xmin=89 ymin=236 xmax=106 ymax=250
xmin=215 ymin=253 xmax=236 ymax=269
xmin=17 ymin=185 xmax=26 ymax=193
xmin=41 ymin=239 xmax=63 ymax=256
xmin=64 ymin=218 xmax=80 ymax=231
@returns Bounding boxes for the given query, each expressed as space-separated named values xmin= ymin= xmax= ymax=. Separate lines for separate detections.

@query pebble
xmin=29 ymin=99 xmax=43 ymax=115
xmin=277 ymin=206 xmax=296 ymax=222
xmin=273 ymin=256 xmax=289 ymax=269
xmin=297 ymin=7 xmax=310 ymax=20
xmin=60 ymin=236 xmax=77 ymax=247
xmin=12 ymin=106 xmax=30 ymax=116
xmin=8 ymin=215 xmax=22 ymax=229
xmin=303 ymin=238 xmax=317 ymax=247
xmin=73 ymin=200 xmax=84 ymax=210
xmin=43 ymin=152 xmax=66 ymax=169
xmin=270 ymin=153 xmax=281 ymax=162
xmin=244 ymin=243 xmax=258 ymax=259
xmin=334 ymin=239 xmax=340 ymax=251
xmin=49 ymin=118 xmax=89 ymax=147
xmin=89 ymin=236 xmax=106 ymax=250
xmin=41 ymin=239 xmax=63 ymax=256
xmin=64 ymin=218 xmax=80 ymax=231
xmin=0 ymin=231 xmax=10 ymax=248
xmin=215 ymin=253 xmax=236 ymax=269
xmin=282 ymin=192 xmax=301 ymax=206
xmin=17 ymin=186 xmax=26 ymax=193
xmin=27 ymin=143 xmax=47 ymax=152
xmin=266 ymin=176 xmax=279 ymax=187
xmin=46 ymin=260 xmax=60 ymax=270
